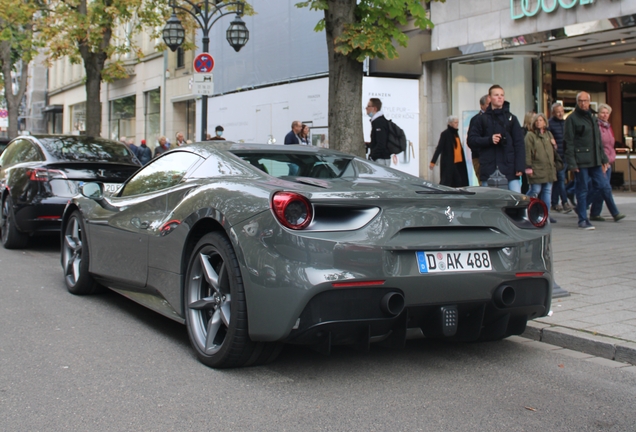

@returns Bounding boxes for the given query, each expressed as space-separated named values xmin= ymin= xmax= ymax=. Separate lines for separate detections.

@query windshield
xmin=232 ymin=151 xmax=354 ymax=179
xmin=39 ymin=136 xmax=137 ymax=163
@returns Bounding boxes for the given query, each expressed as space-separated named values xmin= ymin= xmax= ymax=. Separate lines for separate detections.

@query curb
xmin=521 ymin=321 xmax=636 ymax=366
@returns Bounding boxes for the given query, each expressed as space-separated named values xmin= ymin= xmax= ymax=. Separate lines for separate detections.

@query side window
xmin=120 ymin=152 xmax=201 ymax=197
xmin=0 ymin=140 xmax=41 ymax=167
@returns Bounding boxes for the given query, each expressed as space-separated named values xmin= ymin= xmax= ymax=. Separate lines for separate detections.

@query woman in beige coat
xmin=525 ymin=113 xmax=558 ymax=222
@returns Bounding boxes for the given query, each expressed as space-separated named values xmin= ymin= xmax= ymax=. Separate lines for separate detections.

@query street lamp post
xmin=162 ymin=0 xmax=249 ymax=142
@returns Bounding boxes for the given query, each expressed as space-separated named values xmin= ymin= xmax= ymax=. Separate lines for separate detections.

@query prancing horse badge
xmin=445 ymin=206 xmax=455 ymax=222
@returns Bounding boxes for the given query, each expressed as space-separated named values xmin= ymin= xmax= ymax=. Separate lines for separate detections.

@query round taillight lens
xmin=527 ymin=198 xmax=548 ymax=228
xmin=271 ymin=192 xmax=312 ymax=230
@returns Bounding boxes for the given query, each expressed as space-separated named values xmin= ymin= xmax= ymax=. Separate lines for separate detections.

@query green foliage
xmin=39 ymin=0 xmax=171 ymax=81
xmin=0 ymin=0 xmax=41 ymax=67
xmin=296 ymin=0 xmax=440 ymax=62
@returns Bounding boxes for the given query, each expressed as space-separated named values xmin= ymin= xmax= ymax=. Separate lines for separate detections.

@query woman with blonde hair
xmin=525 ymin=113 xmax=559 ymax=223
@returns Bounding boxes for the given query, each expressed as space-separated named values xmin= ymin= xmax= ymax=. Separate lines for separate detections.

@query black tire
xmin=1 ymin=196 xmax=29 ymax=249
xmin=184 ymin=232 xmax=281 ymax=368
xmin=62 ymin=211 xmax=103 ymax=295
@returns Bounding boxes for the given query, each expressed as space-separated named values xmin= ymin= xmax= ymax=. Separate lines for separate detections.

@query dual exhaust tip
xmin=379 ymin=285 xmax=515 ymax=318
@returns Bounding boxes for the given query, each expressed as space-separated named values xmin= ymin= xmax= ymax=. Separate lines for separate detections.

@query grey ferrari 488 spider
xmin=61 ymin=142 xmax=552 ymax=368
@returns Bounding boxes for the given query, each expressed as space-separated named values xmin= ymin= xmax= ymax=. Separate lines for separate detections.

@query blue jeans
xmin=574 ymin=166 xmax=619 ymax=223
xmin=589 ymin=166 xmax=614 ymax=217
xmin=528 ymin=182 xmax=553 ymax=212
xmin=551 ymin=165 xmax=568 ymax=207
xmin=481 ymin=178 xmax=521 ymax=192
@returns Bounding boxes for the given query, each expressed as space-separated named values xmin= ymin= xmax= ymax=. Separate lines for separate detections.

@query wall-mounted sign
xmin=511 ymin=0 xmax=594 ymax=20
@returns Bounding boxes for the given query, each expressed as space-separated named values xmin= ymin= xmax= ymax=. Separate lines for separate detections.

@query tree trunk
xmin=81 ymin=52 xmax=107 ymax=137
xmin=324 ymin=0 xmax=365 ymax=158
xmin=0 ymin=39 xmax=29 ymax=139
xmin=78 ymin=0 xmax=110 ymax=138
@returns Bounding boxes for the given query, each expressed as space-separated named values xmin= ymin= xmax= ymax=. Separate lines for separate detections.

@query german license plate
xmin=103 ymin=183 xmax=121 ymax=194
xmin=416 ymin=250 xmax=492 ymax=273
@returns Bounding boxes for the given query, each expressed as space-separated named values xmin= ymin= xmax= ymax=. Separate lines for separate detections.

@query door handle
xmin=131 ymin=217 xmax=149 ymax=229
xmin=139 ymin=221 xmax=149 ymax=229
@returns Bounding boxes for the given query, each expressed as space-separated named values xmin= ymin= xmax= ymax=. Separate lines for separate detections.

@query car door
xmin=86 ymin=151 xmax=202 ymax=288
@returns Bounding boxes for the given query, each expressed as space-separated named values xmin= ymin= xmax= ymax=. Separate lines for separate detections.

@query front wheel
xmin=62 ymin=211 xmax=102 ymax=295
xmin=184 ymin=232 xmax=281 ymax=368
xmin=1 ymin=196 xmax=29 ymax=249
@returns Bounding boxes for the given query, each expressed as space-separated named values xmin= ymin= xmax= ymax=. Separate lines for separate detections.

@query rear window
xmin=232 ymin=151 xmax=354 ymax=179
xmin=39 ymin=137 xmax=136 ymax=163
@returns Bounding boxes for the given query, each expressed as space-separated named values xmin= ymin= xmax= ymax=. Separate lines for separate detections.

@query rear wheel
xmin=1 ymin=196 xmax=29 ymax=249
xmin=62 ymin=211 xmax=102 ymax=295
xmin=184 ymin=232 xmax=281 ymax=368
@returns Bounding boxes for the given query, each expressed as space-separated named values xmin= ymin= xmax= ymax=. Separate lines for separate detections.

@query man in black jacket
xmin=467 ymin=85 xmax=525 ymax=192
xmin=548 ymin=103 xmax=572 ymax=213
xmin=467 ymin=94 xmax=490 ymax=177
xmin=365 ymin=98 xmax=391 ymax=166
xmin=284 ymin=121 xmax=302 ymax=145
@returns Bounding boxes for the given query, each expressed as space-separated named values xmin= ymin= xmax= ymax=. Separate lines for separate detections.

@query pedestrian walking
xmin=284 ymin=121 xmax=302 ymax=145
xmin=137 ymin=139 xmax=152 ymax=165
xmin=174 ymin=131 xmax=187 ymax=147
xmin=524 ymin=113 xmax=558 ymax=223
xmin=467 ymin=94 xmax=490 ymax=178
xmin=154 ymin=136 xmax=169 ymax=157
xmin=564 ymin=92 xmax=626 ymax=230
xmin=209 ymin=125 xmax=226 ymax=141
xmin=548 ymin=103 xmax=573 ymax=213
xmin=589 ymin=103 xmax=624 ymax=222
xmin=429 ymin=116 xmax=469 ymax=187
xmin=299 ymin=124 xmax=310 ymax=145
xmin=365 ymin=98 xmax=391 ymax=166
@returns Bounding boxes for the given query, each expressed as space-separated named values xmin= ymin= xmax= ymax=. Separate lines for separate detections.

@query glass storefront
xmin=144 ymin=89 xmax=161 ymax=147
xmin=70 ymin=102 xmax=86 ymax=134
xmin=109 ymin=95 xmax=136 ymax=141
xmin=450 ymin=56 xmax=536 ymax=140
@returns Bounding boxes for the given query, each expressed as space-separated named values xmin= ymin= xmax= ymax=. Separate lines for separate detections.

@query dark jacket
xmin=525 ymin=130 xmax=557 ymax=184
xmin=284 ymin=130 xmax=300 ymax=145
xmin=137 ymin=144 xmax=152 ymax=165
xmin=564 ymin=106 xmax=608 ymax=170
xmin=548 ymin=117 xmax=565 ymax=158
xmin=369 ymin=115 xmax=391 ymax=160
xmin=466 ymin=101 xmax=525 ymax=181
xmin=467 ymin=112 xmax=484 ymax=159
xmin=431 ymin=126 xmax=469 ymax=187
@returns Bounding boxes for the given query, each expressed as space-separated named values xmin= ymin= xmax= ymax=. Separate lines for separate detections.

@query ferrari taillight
xmin=271 ymin=191 xmax=312 ymax=230
xmin=527 ymin=198 xmax=548 ymax=228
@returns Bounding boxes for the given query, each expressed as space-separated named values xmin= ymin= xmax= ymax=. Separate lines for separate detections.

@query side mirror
xmin=81 ymin=182 xmax=103 ymax=200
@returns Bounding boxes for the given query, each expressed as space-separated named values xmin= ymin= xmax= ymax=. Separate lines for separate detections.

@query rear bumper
xmin=283 ymin=277 xmax=550 ymax=351
xmin=14 ymin=198 xmax=67 ymax=234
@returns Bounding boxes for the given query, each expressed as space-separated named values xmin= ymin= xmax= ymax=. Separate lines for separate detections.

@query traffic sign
xmin=0 ymin=109 xmax=8 ymax=118
xmin=193 ymin=53 xmax=215 ymax=73
xmin=192 ymin=73 xmax=214 ymax=96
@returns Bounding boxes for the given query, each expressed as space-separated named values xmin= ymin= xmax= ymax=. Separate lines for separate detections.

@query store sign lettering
xmin=511 ymin=0 xmax=594 ymax=20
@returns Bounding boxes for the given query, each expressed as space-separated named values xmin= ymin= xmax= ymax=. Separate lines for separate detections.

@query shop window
xmin=110 ymin=95 xmax=136 ymax=141
xmin=145 ymin=89 xmax=161 ymax=148
xmin=70 ymin=102 xmax=86 ymax=134
xmin=177 ymin=47 xmax=185 ymax=69
xmin=186 ymin=99 xmax=196 ymax=141
xmin=450 ymin=56 xmax=535 ymax=141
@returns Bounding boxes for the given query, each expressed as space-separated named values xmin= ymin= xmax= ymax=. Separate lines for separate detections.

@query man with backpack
xmin=365 ymin=98 xmax=391 ymax=166
xmin=467 ymin=85 xmax=525 ymax=192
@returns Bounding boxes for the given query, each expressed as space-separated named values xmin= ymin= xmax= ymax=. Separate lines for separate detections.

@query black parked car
xmin=0 ymin=135 xmax=141 ymax=249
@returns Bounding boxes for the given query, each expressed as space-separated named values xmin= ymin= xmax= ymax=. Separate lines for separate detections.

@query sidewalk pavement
xmin=521 ymin=190 xmax=636 ymax=366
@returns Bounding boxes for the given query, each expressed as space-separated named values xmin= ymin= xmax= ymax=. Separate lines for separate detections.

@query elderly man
xmin=154 ymin=136 xmax=170 ymax=158
xmin=174 ymin=131 xmax=187 ymax=147
xmin=284 ymin=121 xmax=302 ymax=145
xmin=564 ymin=92 xmax=625 ymax=230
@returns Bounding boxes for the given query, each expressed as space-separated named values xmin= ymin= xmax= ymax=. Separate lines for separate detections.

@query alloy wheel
xmin=187 ymin=248 xmax=232 ymax=355
xmin=63 ymin=217 xmax=83 ymax=286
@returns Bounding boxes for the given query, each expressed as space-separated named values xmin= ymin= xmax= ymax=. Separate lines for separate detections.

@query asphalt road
xmin=1 ymin=237 xmax=636 ymax=431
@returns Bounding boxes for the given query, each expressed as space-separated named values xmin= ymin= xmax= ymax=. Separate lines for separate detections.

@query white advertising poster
xmin=205 ymin=76 xmax=420 ymax=176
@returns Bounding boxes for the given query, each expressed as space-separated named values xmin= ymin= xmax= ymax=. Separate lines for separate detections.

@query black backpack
xmin=386 ymin=120 xmax=407 ymax=155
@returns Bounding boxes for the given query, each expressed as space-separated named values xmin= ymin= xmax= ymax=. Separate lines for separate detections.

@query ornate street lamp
xmin=162 ymin=0 xmax=249 ymax=141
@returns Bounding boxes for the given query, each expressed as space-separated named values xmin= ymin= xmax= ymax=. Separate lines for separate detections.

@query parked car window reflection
xmin=39 ymin=136 xmax=136 ymax=163
xmin=0 ymin=139 xmax=43 ymax=167
xmin=232 ymin=152 xmax=353 ymax=179
xmin=120 ymin=151 xmax=201 ymax=196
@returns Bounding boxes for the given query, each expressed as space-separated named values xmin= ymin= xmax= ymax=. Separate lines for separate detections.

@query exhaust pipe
xmin=494 ymin=285 xmax=516 ymax=308
xmin=380 ymin=292 xmax=405 ymax=317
